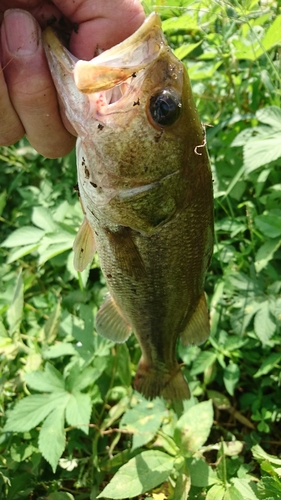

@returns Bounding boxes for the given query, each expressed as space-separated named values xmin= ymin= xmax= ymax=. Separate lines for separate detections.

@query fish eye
xmin=149 ymin=89 xmax=182 ymax=127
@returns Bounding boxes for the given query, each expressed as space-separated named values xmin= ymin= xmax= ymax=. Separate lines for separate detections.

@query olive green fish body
xmin=43 ymin=13 xmax=214 ymax=401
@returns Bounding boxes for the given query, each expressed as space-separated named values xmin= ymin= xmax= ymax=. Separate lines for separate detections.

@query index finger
xmin=51 ymin=0 xmax=146 ymax=58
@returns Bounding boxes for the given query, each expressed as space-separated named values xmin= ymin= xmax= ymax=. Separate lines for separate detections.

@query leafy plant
xmin=1 ymin=0 xmax=281 ymax=499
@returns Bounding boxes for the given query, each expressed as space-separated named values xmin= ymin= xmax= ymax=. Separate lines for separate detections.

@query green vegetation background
xmin=0 ymin=0 xmax=281 ymax=499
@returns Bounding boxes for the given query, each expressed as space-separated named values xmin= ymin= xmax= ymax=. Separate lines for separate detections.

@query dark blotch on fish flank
xmin=133 ymin=98 xmax=140 ymax=106
xmin=106 ymin=273 xmax=112 ymax=279
xmin=81 ymin=156 xmax=89 ymax=178
xmin=90 ymin=182 xmax=97 ymax=188
xmin=98 ymin=123 xmax=104 ymax=131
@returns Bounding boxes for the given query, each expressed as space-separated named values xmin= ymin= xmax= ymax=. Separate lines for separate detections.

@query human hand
xmin=0 ymin=1 xmax=145 ymax=158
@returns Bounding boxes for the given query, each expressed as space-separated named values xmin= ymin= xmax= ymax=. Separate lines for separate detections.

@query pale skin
xmin=0 ymin=0 xmax=145 ymax=158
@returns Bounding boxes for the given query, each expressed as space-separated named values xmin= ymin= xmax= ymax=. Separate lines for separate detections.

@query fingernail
xmin=3 ymin=9 xmax=40 ymax=56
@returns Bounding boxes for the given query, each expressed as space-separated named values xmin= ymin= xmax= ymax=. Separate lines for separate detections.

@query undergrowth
xmin=0 ymin=1 xmax=281 ymax=499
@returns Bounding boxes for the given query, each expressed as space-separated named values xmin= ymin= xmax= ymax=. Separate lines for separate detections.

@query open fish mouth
xmin=73 ymin=13 xmax=165 ymax=93
xmin=43 ymin=13 xmax=167 ymax=115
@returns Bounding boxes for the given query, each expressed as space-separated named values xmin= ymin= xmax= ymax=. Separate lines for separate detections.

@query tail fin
xmin=134 ymin=358 xmax=190 ymax=401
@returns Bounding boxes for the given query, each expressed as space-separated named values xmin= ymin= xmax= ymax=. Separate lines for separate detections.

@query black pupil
xmin=149 ymin=90 xmax=181 ymax=126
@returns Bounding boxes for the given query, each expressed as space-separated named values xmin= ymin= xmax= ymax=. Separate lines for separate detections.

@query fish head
xmin=43 ymin=13 xmax=209 ymax=233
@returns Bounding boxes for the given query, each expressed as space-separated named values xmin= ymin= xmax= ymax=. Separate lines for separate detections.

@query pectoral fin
xmin=96 ymin=293 xmax=132 ymax=343
xmin=73 ymin=217 xmax=96 ymax=272
xmin=180 ymin=293 xmax=210 ymax=346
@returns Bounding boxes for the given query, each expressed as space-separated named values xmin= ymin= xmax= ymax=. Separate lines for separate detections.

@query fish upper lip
xmin=73 ymin=12 xmax=166 ymax=94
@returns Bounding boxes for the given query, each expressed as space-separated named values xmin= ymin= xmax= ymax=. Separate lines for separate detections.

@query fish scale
xmin=43 ymin=12 xmax=214 ymax=401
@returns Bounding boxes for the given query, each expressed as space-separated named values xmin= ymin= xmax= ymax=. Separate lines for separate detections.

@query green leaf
xmin=255 ymin=213 xmax=281 ymax=238
xmin=115 ymin=343 xmax=132 ymax=387
xmin=10 ymin=443 xmax=37 ymax=462
xmin=32 ymin=206 xmax=57 ymax=232
xmin=207 ymin=390 xmax=231 ymax=409
xmin=256 ymin=106 xmax=281 ymax=130
xmin=223 ymin=363 xmax=240 ymax=396
xmin=231 ymin=478 xmax=259 ymax=500
xmin=206 ymin=484 xmax=225 ymax=500
xmin=47 ymin=493 xmax=75 ymax=500
xmin=162 ymin=15 xmax=198 ymax=33
xmin=255 ymin=238 xmax=281 ymax=272
xmin=120 ymin=399 xmax=165 ymax=451
xmin=25 ymin=362 xmax=65 ymax=393
xmin=6 ymin=270 xmax=23 ymax=335
xmin=254 ymin=302 xmax=276 ymax=344
xmin=252 ymin=444 xmax=281 ymax=466
xmin=97 ymin=450 xmax=175 ymax=499
xmin=257 ymin=477 xmax=281 ymax=499
xmin=224 ymin=486 xmax=245 ymax=500
xmin=243 ymin=133 xmax=281 ymax=172
xmin=4 ymin=392 xmax=69 ymax=432
xmin=38 ymin=241 xmax=73 ymax=266
xmin=262 ymin=15 xmax=281 ymax=52
xmin=41 ymin=302 xmax=61 ymax=343
xmin=174 ymin=400 xmax=213 ymax=453
xmin=190 ymin=351 xmax=217 ymax=376
xmin=174 ymin=41 xmax=202 ymax=60
xmin=187 ymin=457 xmax=218 ymax=487
xmin=65 ymin=391 xmax=92 ymax=434
xmin=173 ymin=464 xmax=191 ymax=500
xmin=6 ymin=243 xmax=41 ymax=264
xmin=1 ymin=226 xmax=45 ymax=247
xmin=66 ymin=364 xmax=104 ymax=391
xmin=0 ymin=189 xmax=7 ymax=216
xmin=42 ymin=342 xmax=77 ymax=359
xmin=254 ymin=353 xmax=281 ymax=378
xmin=39 ymin=406 xmax=66 ymax=473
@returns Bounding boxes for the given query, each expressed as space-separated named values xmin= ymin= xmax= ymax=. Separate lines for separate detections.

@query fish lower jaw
xmin=134 ymin=358 xmax=190 ymax=401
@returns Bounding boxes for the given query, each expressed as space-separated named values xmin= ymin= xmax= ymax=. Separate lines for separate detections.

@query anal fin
xmin=180 ymin=293 xmax=210 ymax=346
xmin=73 ymin=217 xmax=96 ymax=272
xmin=95 ymin=293 xmax=132 ymax=343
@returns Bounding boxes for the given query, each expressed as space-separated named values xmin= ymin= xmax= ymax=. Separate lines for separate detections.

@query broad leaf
xmin=256 ymin=106 xmax=281 ymax=130
xmin=231 ymin=478 xmax=259 ymax=500
xmin=254 ymin=302 xmax=276 ymax=344
xmin=224 ymin=486 xmax=245 ymax=500
xmin=39 ymin=406 xmax=66 ymax=473
xmin=206 ymin=484 xmax=225 ymax=500
xmin=255 ymin=238 xmax=281 ymax=272
xmin=120 ymin=399 xmax=166 ymax=451
xmin=223 ymin=363 xmax=240 ymax=396
xmin=65 ymin=391 xmax=92 ymax=434
xmin=254 ymin=353 xmax=281 ymax=378
xmin=1 ymin=226 xmax=45 ymax=248
xmin=190 ymin=351 xmax=217 ymax=376
xmin=6 ymin=270 xmax=23 ymax=335
xmin=32 ymin=206 xmax=57 ymax=232
xmin=187 ymin=457 xmax=218 ymax=487
xmin=174 ymin=400 xmax=213 ymax=453
xmin=255 ymin=213 xmax=281 ymax=239
xmin=97 ymin=450 xmax=175 ymax=499
xmin=4 ymin=392 xmax=69 ymax=432
xmin=25 ymin=363 xmax=65 ymax=393
xmin=47 ymin=493 xmax=75 ymax=500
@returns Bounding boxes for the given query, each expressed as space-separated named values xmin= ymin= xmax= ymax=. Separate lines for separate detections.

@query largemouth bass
xmin=43 ymin=13 xmax=214 ymax=401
